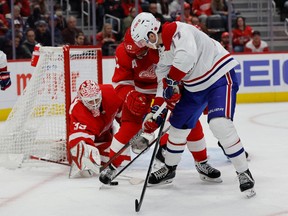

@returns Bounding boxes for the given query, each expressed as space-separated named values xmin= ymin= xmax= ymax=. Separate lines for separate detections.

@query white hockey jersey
xmin=156 ymin=22 xmax=239 ymax=96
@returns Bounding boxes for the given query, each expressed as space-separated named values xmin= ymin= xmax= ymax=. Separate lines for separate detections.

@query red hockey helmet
xmin=124 ymin=28 xmax=148 ymax=59
xmin=78 ymin=80 xmax=102 ymax=111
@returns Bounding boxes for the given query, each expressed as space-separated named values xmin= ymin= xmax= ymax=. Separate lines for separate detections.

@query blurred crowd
xmin=1 ymin=0 xmax=284 ymax=59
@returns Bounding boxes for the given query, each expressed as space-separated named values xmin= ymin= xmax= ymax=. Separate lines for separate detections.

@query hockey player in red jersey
xmin=68 ymin=80 xmax=122 ymax=178
xmin=130 ymin=12 xmax=255 ymax=197
xmin=99 ymin=28 xmax=221 ymax=185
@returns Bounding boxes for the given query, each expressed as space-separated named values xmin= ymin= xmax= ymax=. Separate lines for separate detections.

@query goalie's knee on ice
xmin=209 ymin=117 xmax=239 ymax=148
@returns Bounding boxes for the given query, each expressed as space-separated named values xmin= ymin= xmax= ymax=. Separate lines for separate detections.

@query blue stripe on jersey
xmin=184 ymin=57 xmax=234 ymax=87
xmin=166 ymin=147 xmax=185 ymax=154
xmin=226 ymin=148 xmax=245 ymax=158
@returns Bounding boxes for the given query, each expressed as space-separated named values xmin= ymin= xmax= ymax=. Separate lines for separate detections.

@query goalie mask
xmin=78 ymin=80 xmax=102 ymax=116
xmin=124 ymin=28 xmax=148 ymax=59
xmin=130 ymin=12 xmax=160 ymax=49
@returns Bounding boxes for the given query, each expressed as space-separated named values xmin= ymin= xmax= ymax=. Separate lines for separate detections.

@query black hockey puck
xmin=110 ymin=181 xmax=119 ymax=186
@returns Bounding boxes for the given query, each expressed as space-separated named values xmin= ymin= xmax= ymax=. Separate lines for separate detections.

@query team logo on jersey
xmin=138 ymin=64 xmax=157 ymax=79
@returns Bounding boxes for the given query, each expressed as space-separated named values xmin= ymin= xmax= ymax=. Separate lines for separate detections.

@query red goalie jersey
xmin=68 ymin=84 xmax=122 ymax=164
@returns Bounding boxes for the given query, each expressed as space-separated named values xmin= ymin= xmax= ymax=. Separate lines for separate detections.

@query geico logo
xmin=235 ymin=59 xmax=288 ymax=87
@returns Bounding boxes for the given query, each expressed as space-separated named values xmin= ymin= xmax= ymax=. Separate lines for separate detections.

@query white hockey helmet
xmin=130 ymin=12 xmax=160 ymax=49
xmin=78 ymin=80 xmax=102 ymax=111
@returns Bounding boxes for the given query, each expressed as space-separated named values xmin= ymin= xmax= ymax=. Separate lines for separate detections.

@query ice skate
xmin=153 ymin=145 xmax=166 ymax=169
xmin=148 ymin=164 xmax=176 ymax=185
xmin=99 ymin=164 xmax=117 ymax=185
xmin=237 ymin=169 xmax=256 ymax=198
xmin=195 ymin=160 xmax=222 ymax=183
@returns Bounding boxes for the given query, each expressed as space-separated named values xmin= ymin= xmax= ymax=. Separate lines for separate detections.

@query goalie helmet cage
xmin=0 ymin=45 xmax=103 ymax=167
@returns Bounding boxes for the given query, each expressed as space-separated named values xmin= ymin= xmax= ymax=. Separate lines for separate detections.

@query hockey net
xmin=0 ymin=46 xmax=102 ymax=168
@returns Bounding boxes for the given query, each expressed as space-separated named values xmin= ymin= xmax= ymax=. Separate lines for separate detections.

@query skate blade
xmin=244 ymin=188 xmax=256 ymax=198
xmin=199 ymin=174 xmax=223 ymax=183
xmin=147 ymin=179 xmax=173 ymax=187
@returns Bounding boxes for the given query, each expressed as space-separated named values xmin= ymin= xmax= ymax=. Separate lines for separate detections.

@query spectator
xmin=14 ymin=0 xmax=31 ymax=17
xmin=0 ymin=0 xmax=30 ymax=17
xmin=54 ymin=9 xmax=67 ymax=31
xmin=232 ymin=16 xmax=253 ymax=52
xmin=169 ymin=0 xmax=181 ymax=20
xmin=25 ymin=3 xmax=44 ymax=29
xmin=0 ymin=14 xmax=9 ymax=36
xmin=62 ymin=16 xmax=82 ymax=45
xmin=37 ymin=0 xmax=48 ymax=16
xmin=220 ymin=31 xmax=231 ymax=51
xmin=48 ymin=15 xmax=63 ymax=46
xmin=121 ymin=0 xmax=142 ymax=17
xmin=96 ymin=23 xmax=117 ymax=56
xmin=244 ymin=31 xmax=269 ymax=52
xmin=191 ymin=15 xmax=209 ymax=34
xmin=211 ymin=0 xmax=228 ymax=30
xmin=158 ymin=0 xmax=171 ymax=21
xmin=0 ymin=0 xmax=10 ymax=16
xmin=122 ymin=7 xmax=136 ymax=38
xmin=103 ymin=0 xmax=125 ymax=19
xmin=2 ymin=33 xmax=31 ymax=59
xmin=22 ymin=28 xmax=37 ymax=55
xmin=5 ymin=19 xmax=24 ymax=44
xmin=192 ymin=0 xmax=212 ymax=25
xmin=6 ymin=5 xmax=25 ymax=31
xmin=74 ymin=31 xmax=85 ymax=46
xmin=148 ymin=2 xmax=166 ymax=24
xmin=176 ymin=2 xmax=193 ymax=24
xmin=35 ymin=20 xmax=52 ymax=46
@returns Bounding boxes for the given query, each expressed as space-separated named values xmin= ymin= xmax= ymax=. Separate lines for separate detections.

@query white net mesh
xmin=0 ymin=46 xmax=101 ymax=167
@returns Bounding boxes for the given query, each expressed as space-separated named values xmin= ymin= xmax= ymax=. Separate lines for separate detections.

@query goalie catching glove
xmin=125 ymin=90 xmax=150 ymax=116
xmin=143 ymin=105 xmax=168 ymax=133
xmin=162 ymin=75 xmax=181 ymax=110
xmin=0 ymin=71 xmax=11 ymax=91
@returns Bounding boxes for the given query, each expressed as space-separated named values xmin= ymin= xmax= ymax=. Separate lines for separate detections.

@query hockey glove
xmin=0 ymin=72 xmax=11 ymax=91
xmin=70 ymin=141 xmax=101 ymax=173
xmin=162 ymin=75 xmax=181 ymax=110
xmin=125 ymin=90 xmax=149 ymax=116
xmin=143 ymin=105 xmax=168 ymax=133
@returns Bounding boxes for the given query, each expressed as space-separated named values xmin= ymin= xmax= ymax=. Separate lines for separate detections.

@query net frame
xmin=0 ymin=45 xmax=103 ymax=167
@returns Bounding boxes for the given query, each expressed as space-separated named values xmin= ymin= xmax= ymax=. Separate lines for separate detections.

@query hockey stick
xmin=99 ymin=102 xmax=167 ymax=173
xmin=135 ymin=111 xmax=167 ymax=212
xmin=110 ymin=125 xmax=170 ymax=184
xmin=29 ymin=155 xmax=70 ymax=166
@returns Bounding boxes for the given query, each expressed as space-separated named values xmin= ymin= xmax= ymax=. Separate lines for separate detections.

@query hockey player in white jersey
xmin=0 ymin=51 xmax=11 ymax=91
xmin=130 ymin=12 xmax=255 ymax=198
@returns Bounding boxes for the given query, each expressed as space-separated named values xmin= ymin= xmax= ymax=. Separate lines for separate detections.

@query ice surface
xmin=1 ymin=102 xmax=288 ymax=216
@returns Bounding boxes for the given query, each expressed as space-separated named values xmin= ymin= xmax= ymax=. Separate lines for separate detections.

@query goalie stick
xmin=135 ymin=110 xmax=167 ymax=212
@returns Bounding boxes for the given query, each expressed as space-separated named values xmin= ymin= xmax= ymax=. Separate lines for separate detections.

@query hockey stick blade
xmin=135 ymin=199 xmax=141 ymax=212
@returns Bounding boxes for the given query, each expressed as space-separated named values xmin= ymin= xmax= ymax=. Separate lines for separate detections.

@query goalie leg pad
xmin=70 ymin=141 xmax=101 ymax=175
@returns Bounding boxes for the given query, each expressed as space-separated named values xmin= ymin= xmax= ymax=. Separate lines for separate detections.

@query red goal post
xmin=0 ymin=45 xmax=103 ymax=167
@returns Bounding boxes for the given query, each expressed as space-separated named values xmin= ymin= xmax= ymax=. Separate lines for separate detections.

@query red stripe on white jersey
xmin=225 ymin=72 xmax=233 ymax=118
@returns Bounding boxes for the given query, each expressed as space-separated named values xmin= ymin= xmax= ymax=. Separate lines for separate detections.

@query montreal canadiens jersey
xmin=68 ymin=84 xmax=122 ymax=147
xmin=112 ymin=43 xmax=159 ymax=100
xmin=156 ymin=21 xmax=239 ymax=94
